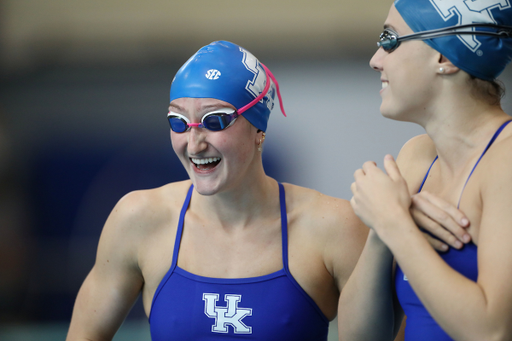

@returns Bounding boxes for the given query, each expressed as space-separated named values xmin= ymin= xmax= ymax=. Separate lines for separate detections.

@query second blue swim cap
xmin=395 ymin=0 xmax=512 ymax=80
xmin=170 ymin=41 xmax=285 ymax=132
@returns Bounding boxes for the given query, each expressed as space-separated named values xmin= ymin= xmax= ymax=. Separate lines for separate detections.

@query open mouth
xmin=191 ymin=157 xmax=221 ymax=171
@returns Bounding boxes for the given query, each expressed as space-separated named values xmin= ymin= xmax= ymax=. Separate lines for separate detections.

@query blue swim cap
xmin=395 ymin=0 xmax=512 ymax=80
xmin=170 ymin=41 xmax=286 ymax=132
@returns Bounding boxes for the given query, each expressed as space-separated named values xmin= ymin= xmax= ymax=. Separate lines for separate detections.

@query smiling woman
xmin=339 ymin=1 xmax=512 ymax=340
xmin=65 ymin=40 xmax=369 ymax=341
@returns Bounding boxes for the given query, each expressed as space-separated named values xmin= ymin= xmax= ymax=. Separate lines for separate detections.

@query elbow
xmin=491 ymin=318 xmax=512 ymax=341
xmin=488 ymin=329 xmax=512 ymax=341
xmin=475 ymin=324 xmax=512 ymax=341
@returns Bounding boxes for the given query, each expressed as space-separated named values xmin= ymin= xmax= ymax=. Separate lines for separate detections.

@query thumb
xmin=383 ymin=154 xmax=402 ymax=181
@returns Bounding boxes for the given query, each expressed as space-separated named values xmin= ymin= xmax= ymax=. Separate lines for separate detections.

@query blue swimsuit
xmin=149 ymin=183 xmax=329 ymax=340
xmin=395 ymin=120 xmax=512 ymax=340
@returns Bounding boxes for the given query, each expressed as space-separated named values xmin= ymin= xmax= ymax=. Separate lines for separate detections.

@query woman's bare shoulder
xmin=281 ymin=183 xmax=350 ymax=213
xmin=281 ymin=183 xmax=364 ymax=235
xmin=397 ymin=134 xmax=436 ymax=166
xmin=281 ymin=183 xmax=368 ymax=288
xmin=396 ymin=134 xmax=437 ymax=193
xmin=104 ymin=180 xmax=192 ymax=238
xmin=479 ymin=131 xmax=512 ymax=184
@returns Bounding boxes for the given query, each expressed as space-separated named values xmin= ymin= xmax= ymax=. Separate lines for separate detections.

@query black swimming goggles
xmin=167 ymin=108 xmax=239 ymax=133
xmin=378 ymin=23 xmax=512 ymax=53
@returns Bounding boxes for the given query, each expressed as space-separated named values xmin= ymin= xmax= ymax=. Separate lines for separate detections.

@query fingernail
xmin=462 ymin=234 xmax=471 ymax=243
xmin=461 ymin=218 xmax=469 ymax=226
xmin=454 ymin=241 xmax=463 ymax=249
xmin=441 ymin=244 xmax=449 ymax=251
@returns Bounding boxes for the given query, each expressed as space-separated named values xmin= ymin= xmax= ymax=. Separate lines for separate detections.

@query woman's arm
xmin=352 ymin=153 xmax=512 ymax=340
xmin=338 ymin=165 xmax=469 ymax=340
xmin=338 ymin=135 xmax=465 ymax=341
xmin=66 ymin=192 xmax=146 ymax=341
xmin=338 ymin=230 xmax=403 ymax=341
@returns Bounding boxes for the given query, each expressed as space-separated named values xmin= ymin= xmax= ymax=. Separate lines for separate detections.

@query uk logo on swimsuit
xmin=430 ymin=0 xmax=511 ymax=53
xmin=203 ymin=293 xmax=253 ymax=334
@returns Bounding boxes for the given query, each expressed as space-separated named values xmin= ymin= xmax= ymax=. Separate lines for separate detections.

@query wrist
xmin=373 ymin=208 xmax=416 ymax=246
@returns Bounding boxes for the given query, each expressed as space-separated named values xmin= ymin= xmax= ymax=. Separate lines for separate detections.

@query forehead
xmin=384 ymin=4 xmax=414 ymax=35
xmin=169 ymin=98 xmax=236 ymax=113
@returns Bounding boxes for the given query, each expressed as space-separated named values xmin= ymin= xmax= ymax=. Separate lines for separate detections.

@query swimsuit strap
xmin=170 ymin=184 xmax=194 ymax=271
xmin=418 ymin=156 xmax=439 ymax=192
xmin=457 ymin=119 xmax=512 ymax=208
xmin=278 ymin=183 xmax=291 ymax=273
xmin=171 ymin=183 xmax=290 ymax=274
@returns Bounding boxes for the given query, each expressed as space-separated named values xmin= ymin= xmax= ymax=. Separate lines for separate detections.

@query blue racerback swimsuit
xmin=395 ymin=120 xmax=512 ymax=340
xmin=149 ymin=183 xmax=329 ymax=340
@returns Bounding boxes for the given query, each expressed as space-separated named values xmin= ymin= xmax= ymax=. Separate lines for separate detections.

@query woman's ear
xmin=255 ymin=129 xmax=265 ymax=151
xmin=437 ymin=54 xmax=460 ymax=75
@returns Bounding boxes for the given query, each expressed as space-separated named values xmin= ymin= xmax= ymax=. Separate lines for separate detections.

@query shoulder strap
xmin=170 ymin=184 xmax=194 ymax=270
xmin=278 ymin=183 xmax=291 ymax=272
xmin=457 ymin=120 xmax=512 ymax=208
xmin=418 ymin=156 xmax=438 ymax=192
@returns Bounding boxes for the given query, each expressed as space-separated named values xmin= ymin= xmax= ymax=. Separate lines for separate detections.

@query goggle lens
xmin=378 ymin=29 xmax=399 ymax=52
xmin=168 ymin=116 xmax=189 ymax=133
xmin=167 ymin=108 xmax=238 ymax=133
xmin=202 ymin=113 xmax=236 ymax=131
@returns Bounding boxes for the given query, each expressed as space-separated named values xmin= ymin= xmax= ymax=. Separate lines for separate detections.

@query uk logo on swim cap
xmin=205 ymin=69 xmax=221 ymax=80
xmin=430 ymin=0 xmax=511 ymax=53
xmin=240 ymin=47 xmax=275 ymax=112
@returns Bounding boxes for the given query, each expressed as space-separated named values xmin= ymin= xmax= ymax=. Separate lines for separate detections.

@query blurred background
xmin=1 ymin=1 xmax=511 ymax=340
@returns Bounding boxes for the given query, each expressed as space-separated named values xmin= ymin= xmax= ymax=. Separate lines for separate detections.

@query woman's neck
xmin=190 ymin=170 xmax=280 ymax=229
xmin=422 ymin=97 xmax=509 ymax=173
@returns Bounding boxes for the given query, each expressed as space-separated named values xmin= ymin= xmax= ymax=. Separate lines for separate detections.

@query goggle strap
xmin=262 ymin=63 xmax=287 ymax=117
xmin=237 ymin=63 xmax=287 ymax=118
xmin=237 ymin=67 xmax=271 ymax=115
xmin=399 ymin=23 xmax=512 ymax=43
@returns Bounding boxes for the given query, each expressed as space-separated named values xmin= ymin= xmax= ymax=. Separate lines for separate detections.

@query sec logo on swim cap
xmin=205 ymin=69 xmax=221 ymax=80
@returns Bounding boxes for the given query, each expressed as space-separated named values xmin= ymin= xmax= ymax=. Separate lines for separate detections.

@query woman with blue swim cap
xmin=339 ymin=1 xmax=512 ymax=340
xmin=66 ymin=41 xmax=369 ymax=340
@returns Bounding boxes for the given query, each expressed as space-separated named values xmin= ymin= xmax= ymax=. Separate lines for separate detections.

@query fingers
xmin=411 ymin=191 xmax=471 ymax=248
xmin=423 ymin=233 xmax=449 ymax=252
xmin=361 ymin=161 xmax=377 ymax=174
xmin=413 ymin=207 xmax=464 ymax=249
xmin=353 ymin=162 xmax=376 ymax=185
xmin=353 ymin=168 xmax=365 ymax=181
xmin=350 ymin=196 xmax=356 ymax=210
xmin=350 ymin=181 xmax=357 ymax=195
xmin=419 ymin=191 xmax=470 ymax=228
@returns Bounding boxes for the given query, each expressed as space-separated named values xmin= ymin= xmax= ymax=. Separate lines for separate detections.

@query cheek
xmin=170 ymin=133 xmax=186 ymax=155
xmin=219 ymin=137 xmax=252 ymax=163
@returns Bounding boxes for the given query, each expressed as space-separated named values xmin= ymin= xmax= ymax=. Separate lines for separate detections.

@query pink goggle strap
xmin=237 ymin=63 xmax=287 ymax=117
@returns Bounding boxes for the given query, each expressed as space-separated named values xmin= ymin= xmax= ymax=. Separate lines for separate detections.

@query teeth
xmin=191 ymin=157 xmax=221 ymax=165
xmin=382 ymin=82 xmax=388 ymax=89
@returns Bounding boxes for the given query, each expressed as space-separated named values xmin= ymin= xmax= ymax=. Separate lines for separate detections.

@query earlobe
xmin=256 ymin=132 xmax=266 ymax=152
xmin=438 ymin=54 xmax=460 ymax=75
